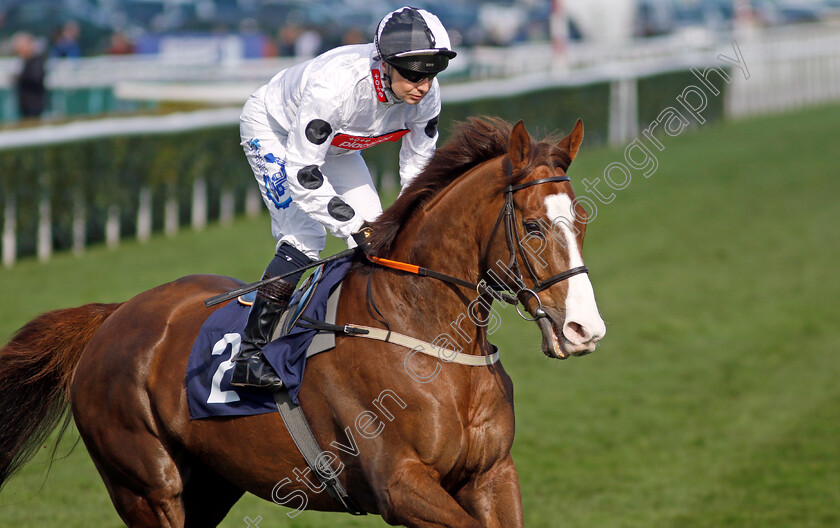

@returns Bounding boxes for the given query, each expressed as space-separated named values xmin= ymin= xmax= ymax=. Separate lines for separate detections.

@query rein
xmin=367 ymin=255 xmax=519 ymax=305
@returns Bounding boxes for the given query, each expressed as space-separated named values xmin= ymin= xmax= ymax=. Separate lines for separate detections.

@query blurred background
xmin=0 ymin=1 xmax=839 ymax=527
xmin=0 ymin=0 xmax=838 ymax=262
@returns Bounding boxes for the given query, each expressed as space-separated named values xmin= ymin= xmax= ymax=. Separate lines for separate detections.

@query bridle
xmin=369 ymin=158 xmax=589 ymax=322
xmin=482 ymin=162 xmax=589 ymax=320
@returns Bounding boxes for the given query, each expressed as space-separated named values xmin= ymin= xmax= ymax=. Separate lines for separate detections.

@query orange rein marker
xmin=367 ymin=255 xmax=420 ymax=275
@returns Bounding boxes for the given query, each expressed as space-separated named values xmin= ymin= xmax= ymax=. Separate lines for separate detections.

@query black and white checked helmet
xmin=375 ymin=6 xmax=457 ymax=74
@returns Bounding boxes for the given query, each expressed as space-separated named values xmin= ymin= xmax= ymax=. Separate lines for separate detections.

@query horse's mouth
xmin=536 ymin=317 xmax=568 ymax=359
xmin=536 ymin=317 xmax=594 ymax=360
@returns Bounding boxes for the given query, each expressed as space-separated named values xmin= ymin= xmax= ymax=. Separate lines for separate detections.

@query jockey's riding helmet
xmin=375 ymin=6 xmax=457 ymax=76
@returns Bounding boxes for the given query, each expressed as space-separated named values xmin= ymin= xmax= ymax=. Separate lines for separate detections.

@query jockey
xmin=231 ymin=6 xmax=457 ymax=391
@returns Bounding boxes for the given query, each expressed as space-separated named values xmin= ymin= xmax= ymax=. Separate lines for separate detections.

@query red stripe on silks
xmin=331 ymin=129 xmax=409 ymax=150
xmin=371 ymin=69 xmax=387 ymax=102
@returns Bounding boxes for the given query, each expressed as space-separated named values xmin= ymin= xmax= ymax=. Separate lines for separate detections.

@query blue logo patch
xmin=264 ymin=165 xmax=292 ymax=210
xmin=248 ymin=138 xmax=292 ymax=210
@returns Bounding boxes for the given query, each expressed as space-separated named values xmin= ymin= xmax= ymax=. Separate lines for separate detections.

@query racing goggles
xmin=392 ymin=65 xmax=437 ymax=83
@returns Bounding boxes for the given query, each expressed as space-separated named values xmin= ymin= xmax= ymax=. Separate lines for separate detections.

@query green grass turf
xmin=1 ymin=103 xmax=839 ymax=527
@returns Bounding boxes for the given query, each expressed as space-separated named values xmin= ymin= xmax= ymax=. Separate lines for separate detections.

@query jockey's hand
xmin=351 ymin=224 xmax=374 ymax=255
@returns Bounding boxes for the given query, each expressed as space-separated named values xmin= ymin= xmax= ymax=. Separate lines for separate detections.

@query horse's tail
xmin=0 ymin=302 xmax=122 ymax=489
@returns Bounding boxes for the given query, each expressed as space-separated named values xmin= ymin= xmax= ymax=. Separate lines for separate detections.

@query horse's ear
xmin=508 ymin=120 xmax=532 ymax=172
xmin=558 ymin=119 xmax=584 ymax=161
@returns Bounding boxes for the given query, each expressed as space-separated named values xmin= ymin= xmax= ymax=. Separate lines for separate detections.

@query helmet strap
xmin=382 ymin=63 xmax=393 ymax=91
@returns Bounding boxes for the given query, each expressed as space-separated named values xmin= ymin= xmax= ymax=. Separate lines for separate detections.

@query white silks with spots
xmin=240 ymin=43 xmax=442 ymax=257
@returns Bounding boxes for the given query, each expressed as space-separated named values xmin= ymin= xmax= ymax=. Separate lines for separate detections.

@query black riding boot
xmin=230 ymin=244 xmax=312 ymax=392
xmin=229 ymin=278 xmax=294 ymax=391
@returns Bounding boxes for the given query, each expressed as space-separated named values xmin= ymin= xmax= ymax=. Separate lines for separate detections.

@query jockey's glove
xmin=351 ymin=224 xmax=374 ymax=255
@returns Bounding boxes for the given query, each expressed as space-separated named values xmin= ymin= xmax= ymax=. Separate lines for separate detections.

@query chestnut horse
xmin=0 ymin=117 xmax=605 ymax=527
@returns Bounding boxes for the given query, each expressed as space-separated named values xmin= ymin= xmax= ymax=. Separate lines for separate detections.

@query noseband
xmin=482 ymin=168 xmax=589 ymax=320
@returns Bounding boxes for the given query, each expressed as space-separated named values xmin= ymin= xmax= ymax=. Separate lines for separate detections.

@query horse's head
xmin=367 ymin=116 xmax=604 ymax=358
xmin=485 ymin=119 xmax=606 ymax=359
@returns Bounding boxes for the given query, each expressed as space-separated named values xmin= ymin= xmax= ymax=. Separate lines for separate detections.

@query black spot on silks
xmin=297 ymin=165 xmax=324 ymax=190
xmin=305 ymin=119 xmax=333 ymax=145
xmin=425 ymin=115 xmax=439 ymax=138
xmin=327 ymin=197 xmax=355 ymax=222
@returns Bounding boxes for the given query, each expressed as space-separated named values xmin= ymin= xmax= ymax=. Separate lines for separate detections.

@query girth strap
xmin=273 ymin=390 xmax=366 ymax=516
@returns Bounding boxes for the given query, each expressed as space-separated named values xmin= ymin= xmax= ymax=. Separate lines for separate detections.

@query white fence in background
xmin=1 ymin=23 xmax=839 ymax=266
xmin=450 ymin=23 xmax=840 ymax=120
xmin=725 ymin=24 xmax=840 ymax=117
xmin=0 ymin=53 xmax=298 ymax=90
xmin=1 ymin=174 xmax=263 ymax=268
xmin=0 ymin=109 xmax=262 ymax=267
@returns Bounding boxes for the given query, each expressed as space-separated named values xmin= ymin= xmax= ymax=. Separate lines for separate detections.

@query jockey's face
xmin=387 ymin=65 xmax=432 ymax=105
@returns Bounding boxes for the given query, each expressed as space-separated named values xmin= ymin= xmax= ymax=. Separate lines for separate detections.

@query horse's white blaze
xmin=544 ymin=194 xmax=606 ymax=346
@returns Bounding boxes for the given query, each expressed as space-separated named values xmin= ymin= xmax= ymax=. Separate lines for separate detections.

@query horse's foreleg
xmin=456 ymin=456 xmax=524 ymax=528
xmin=101 ymin=477 xmax=185 ymax=528
xmin=379 ymin=460 xmax=482 ymax=528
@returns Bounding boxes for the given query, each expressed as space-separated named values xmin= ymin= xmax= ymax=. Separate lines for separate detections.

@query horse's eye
xmin=523 ymin=221 xmax=541 ymax=234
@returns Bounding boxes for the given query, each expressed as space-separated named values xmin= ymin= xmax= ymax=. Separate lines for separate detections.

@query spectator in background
xmin=277 ymin=22 xmax=322 ymax=59
xmin=12 ymin=32 xmax=47 ymax=119
xmin=107 ymin=31 xmax=134 ymax=55
xmin=341 ymin=27 xmax=366 ymax=46
xmin=277 ymin=22 xmax=302 ymax=57
xmin=294 ymin=25 xmax=322 ymax=59
xmin=51 ymin=21 xmax=81 ymax=58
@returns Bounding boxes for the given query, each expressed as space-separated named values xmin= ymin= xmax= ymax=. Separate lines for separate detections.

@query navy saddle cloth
xmin=186 ymin=255 xmax=354 ymax=419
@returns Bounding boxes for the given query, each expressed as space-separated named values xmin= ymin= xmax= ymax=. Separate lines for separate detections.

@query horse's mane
xmin=367 ymin=116 xmax=570 ymax=255
xmin=367 ymin=116 xmax=514 ymax=255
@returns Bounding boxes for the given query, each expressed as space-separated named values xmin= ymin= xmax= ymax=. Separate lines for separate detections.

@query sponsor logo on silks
xmin=371 ymin=69 xmax=387 ymax=102
xmin=249 ymin=138 xmax=291 ymax=210
xmin=331 ymin=129 xmax=409 ymax=150
xmin=264 ymin=161 xmax=292 ymax=210
xmin=248 ymin=138 xmax=269 ymax=178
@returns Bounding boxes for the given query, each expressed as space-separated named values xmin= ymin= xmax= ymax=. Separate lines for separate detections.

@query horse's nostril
xmin=563 ymin=321 xmax=591 ymax=343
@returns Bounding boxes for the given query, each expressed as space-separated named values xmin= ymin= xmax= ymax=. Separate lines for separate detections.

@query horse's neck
xmin=375 ymin=162 xmax=502 ymax=351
